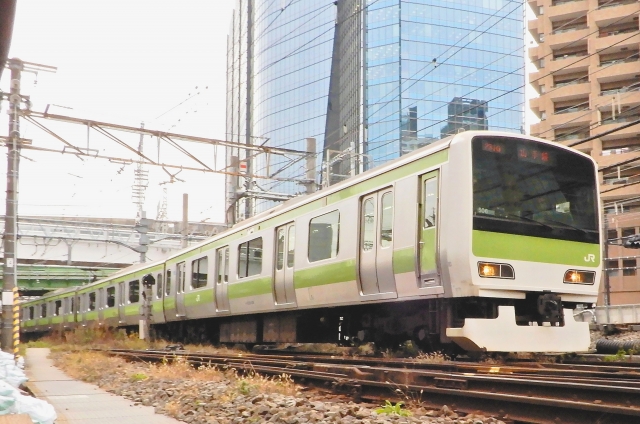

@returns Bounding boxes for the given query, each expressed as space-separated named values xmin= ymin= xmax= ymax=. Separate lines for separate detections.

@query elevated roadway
xmin=0 ymin=216 xmax=226 ymax=294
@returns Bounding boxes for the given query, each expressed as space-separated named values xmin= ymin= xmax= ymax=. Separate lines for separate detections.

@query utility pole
xmin=1 ymin=59 xmax=55 ymax=354
xmin=182 ymin=193 xmax=188 ymax=248
xmin=1 ymin=59 xmax=22 ymax=354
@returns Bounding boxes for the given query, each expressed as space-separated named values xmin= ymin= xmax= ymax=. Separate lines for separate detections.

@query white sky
xmin=0 ymin=0 xmax=235 ymax=223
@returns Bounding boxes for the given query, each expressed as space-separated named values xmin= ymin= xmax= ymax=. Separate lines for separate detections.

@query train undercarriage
xmin=152 ymin=293 xmax=583 ymax=353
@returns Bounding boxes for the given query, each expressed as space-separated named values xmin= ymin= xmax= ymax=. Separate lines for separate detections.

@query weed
xmin=130 ymin=373 xmax=148 ymax=382
xmin=413 ymin=350 xmax=449 ymax=363
xmin=375 ymin=400 xmax=411 ymax=417
xmin=604 ymin=349 xmax=629 ymax=362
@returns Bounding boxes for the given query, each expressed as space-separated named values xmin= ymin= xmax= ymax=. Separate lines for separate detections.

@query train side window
xmin=238 ymin=237 xmax=263 ymax=278
xmin=177 ymin=262 xmax=186 ymax=293
xmin=362 ymin=199 xmax=375 ymax=252
xmin=216 ymin=247 xmax=229 ymax=284
xmin=89 ymin=293 xmax=96 ymax=311
xmin=424 ymin=177 xmax=438 ymax=228
xmin=106 ymin=287 xmax=116 ymax=307
xmin=41 ymin=304 xmax=47 ymax=318
xmin=129 ymin=280 xmax=140 ymax=303
xmin=29 ymin=307 xmax=34 ymax=320
xmin=191 ymin=257 xmax=208 ymax=289
xmin=156 ymin=273 xmax=163 ymax=298
xmin=276 ymin=229 xmax=285 ymax=271
xmin=165 ymin=271 xmax=172 ymax=296
xmin=71 ymin=298 xmax=75 ymax=314
xmin=55 ymin=300 xmax=62 ymax=316
xmin=380 ymin=192 xmax=394 ymax=247
xmin=287 ymin=225 xmax=295 ymax=268
xmin=308 ymin=210 xmax=340 ymax=262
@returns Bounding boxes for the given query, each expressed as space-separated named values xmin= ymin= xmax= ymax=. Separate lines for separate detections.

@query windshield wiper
xmin=506 ymin=214 xmax=553 ymax=230
xmin=540 ymin=218 xmax=588 ymax=234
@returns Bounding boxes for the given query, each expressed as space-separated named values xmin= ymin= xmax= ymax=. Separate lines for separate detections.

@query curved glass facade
xmin=365 ymin=0 xmax=524 ymax=165
xmin=227 ymin=0 xmax=524 ymax=219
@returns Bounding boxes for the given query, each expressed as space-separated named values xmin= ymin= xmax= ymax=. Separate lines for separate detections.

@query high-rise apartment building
xmin=527 ymin=0 xmax=640 ymax=305
xmin=227 ymin=0 xmax=525 ymax=220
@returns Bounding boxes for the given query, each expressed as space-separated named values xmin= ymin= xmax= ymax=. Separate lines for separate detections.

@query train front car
xmin=442 ymin=132 xmax=601 ymax=352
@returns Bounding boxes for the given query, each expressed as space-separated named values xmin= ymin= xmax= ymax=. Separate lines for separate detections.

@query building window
xmin=106 ymin=287 xmax=116 ymax=308
xmin=623 ymin=259 xmax=636 ymax=276
xmin=608 ymin=229 xmax=618 ymax=241
xmin=238 ymin=238 xmax=263 ymax=278
xmin=309 ymin=211 xmax=340 ymax=262
xmin=191 ymin=257 xmax=209 ymax=289
xmin=622 ymin=228 xmax=635 ymax=239
xmin=607 ymin=259 xmax=619 ymax=277
xmin=129 ymin=280 xmax=140 ymax=303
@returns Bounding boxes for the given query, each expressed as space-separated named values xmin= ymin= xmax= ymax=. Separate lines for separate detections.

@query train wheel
xmin=412 ymin=326 xmax=435 ymax=352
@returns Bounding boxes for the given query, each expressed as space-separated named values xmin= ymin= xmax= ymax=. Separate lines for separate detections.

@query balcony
xmin=598 ymin=87 xmax=640 ymax=112
xmin=549 ymin=81 xmax=590 ymax=102
xmin=593 ymin=2 xmax=640 ymax=27
xmin=548 ymin=0 xmax=589 ymax=23
xmin=546 ymin=108 xmax=592 ymax=128
xmin=547 ymin=27 xmax=590 ymax=51
xmin=592 ymin=116 xmax=640 ymax=141
xmin=547 ymin=54 xmax=590 ymax=76
xmin=529 ymin=45 xmax=542 ymax=63
xmin=596 ymin=59 xmax=640 ymax=83
xmin=592 ymin=30 xmax=640 ymax=54
xmin=528 ymin=19 xmax=540 ymax=38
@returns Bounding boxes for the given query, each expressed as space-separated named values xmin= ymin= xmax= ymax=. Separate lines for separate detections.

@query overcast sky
xmin=0 ymin=0 xmax=235 ymax=223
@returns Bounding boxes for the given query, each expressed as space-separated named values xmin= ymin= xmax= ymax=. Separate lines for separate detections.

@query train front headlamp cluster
xmin=563 ymin=270 xmax=595 ymax=285
xmin=478 ymin=262 xmax=515 ymax=279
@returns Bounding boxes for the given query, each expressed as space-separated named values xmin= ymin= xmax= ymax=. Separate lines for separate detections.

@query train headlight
xmin=478 ymin=262 xmax=515 ymax=279
xmin=563 ymin=270 xmax=596 ymax=285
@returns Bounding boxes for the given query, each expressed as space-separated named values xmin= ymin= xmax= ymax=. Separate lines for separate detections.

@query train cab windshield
xmin=472 ymin=136 xmax=598 ymax=244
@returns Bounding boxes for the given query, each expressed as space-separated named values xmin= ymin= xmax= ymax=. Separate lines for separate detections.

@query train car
xmin=20 ymin=131 xmax=601 ymax=352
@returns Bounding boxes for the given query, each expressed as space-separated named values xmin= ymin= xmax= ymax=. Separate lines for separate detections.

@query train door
xmin=274 ymin=223 xmax=297 ymax=305
xmin=359 ymin=189 xmax=397 ymax=295
xmin=118 ymin=281 xmax=126 ymax=324
xmin=418 ymin=172 xmax=440 ymax=287
xmin=175 ymin=262 xmax=187 ymax=317
xmin=215 ymin=247 xmax=230 ymax=312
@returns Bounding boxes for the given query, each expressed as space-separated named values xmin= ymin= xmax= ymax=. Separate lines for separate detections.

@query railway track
xmin=105 ymin=348 xmax=640 ymax=424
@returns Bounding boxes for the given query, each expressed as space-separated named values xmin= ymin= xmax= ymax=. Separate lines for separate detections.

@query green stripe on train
xmin=327 ymin=150 xmax=448 ymax=204
xmin=393 ymin=247 xmax=415 ymax=274
xmin=228 ymin=277 xmax=272 ymax=299
xmin=472 ymin=230 xmax=601 ymax=266
xmin=184 ymin=289 xmax=214 ymax=306
xmin=294 ymin=259 xmax=357 ymax=289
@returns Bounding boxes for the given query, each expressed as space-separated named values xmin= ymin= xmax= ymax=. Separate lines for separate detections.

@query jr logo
xmin=584 ymin=254 xmax=596 ymax=263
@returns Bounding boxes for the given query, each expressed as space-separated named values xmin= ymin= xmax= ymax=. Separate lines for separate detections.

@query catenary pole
xmin=2 ymin=59 xmax=22 ymax=353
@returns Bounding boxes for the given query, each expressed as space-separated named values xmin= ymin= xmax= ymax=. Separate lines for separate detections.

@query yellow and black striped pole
xmin=12 ymin=287 xmax=19 ymax=360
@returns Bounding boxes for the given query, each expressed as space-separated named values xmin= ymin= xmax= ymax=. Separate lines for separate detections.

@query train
xmin=20 ymin=131 xmax=602 ymax=352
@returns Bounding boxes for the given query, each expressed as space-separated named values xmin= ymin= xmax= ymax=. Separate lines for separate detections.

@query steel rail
xmin=106 ymin=349 xmax=640 ymax=424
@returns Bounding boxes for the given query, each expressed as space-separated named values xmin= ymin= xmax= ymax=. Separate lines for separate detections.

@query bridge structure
xmin=1 ymin=216 xmax=226 ymax=295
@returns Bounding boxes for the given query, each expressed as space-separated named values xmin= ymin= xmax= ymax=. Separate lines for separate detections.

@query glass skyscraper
xmin=227 ymin=0 xmax=524 ymax=220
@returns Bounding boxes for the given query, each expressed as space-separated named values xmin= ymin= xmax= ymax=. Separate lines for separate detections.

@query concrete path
xmin=24 ymin=348 xmax=182 ymax=424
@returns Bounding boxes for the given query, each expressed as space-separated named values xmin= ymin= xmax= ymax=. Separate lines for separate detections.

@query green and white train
xmin=20 ymin=131 xmax=602 ymax=352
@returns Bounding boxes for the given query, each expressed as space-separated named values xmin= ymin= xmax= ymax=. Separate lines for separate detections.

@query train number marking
xmin=584 ymin=254 xmax=595 ymax=263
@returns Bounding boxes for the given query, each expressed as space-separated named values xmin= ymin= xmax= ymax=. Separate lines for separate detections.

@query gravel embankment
xmin=52 ymin=351 xmax=507 ymax=424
